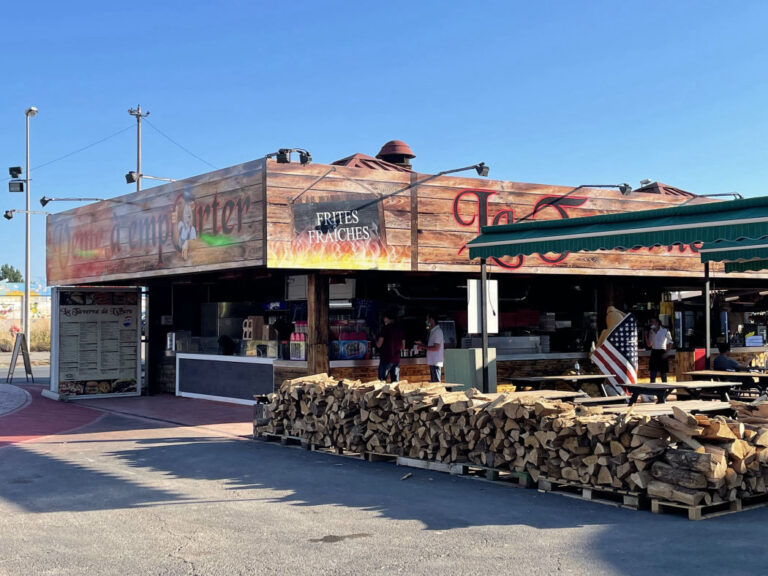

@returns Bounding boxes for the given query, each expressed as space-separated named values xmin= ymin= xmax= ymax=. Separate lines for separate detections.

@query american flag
xmin=591 ymin=313 xmax=638 ymax=394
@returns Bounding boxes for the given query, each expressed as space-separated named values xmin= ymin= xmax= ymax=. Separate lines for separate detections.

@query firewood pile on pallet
xmin=255 ymin=374 xmax=768 ymax=512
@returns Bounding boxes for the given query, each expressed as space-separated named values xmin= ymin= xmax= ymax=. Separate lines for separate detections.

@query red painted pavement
xmin=0 ymin=386 xmax=104 ymax=448
xmin=75 ymin=395 xmax=254 ymax=437
xmin=0 ymin=387 xmax=254 ymax=447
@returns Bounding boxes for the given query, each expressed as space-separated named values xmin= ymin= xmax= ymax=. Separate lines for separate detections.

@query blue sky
xmin=2 ymin=1 xmax=768 ymax=284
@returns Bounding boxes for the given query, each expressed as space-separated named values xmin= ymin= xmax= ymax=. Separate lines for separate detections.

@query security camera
xmin=3 ymin=210 xmax=14 ymax=220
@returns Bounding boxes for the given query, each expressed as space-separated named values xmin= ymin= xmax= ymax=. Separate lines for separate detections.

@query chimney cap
xmin=376 ymin=140 xmax=415 ymax=160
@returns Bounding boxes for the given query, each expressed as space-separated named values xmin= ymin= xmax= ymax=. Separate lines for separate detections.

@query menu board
xmin=50 ymin=287 xmax=141 ymax=398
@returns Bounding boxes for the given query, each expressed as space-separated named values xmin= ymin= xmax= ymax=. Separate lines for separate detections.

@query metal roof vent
xmin=376 ymin=140 xmax=415 ymax=168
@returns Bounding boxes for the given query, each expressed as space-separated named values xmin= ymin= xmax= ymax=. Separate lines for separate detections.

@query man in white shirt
xmin=425 ymin=312 xmax=444 ymax=382
xmin=645 ymin=317 xmax=674 ymax=382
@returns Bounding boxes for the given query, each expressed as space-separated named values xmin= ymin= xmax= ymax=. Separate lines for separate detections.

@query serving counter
xmin=176 ymin=345 xmax=745 ymax=403
xmin=175 ymin=353 xmax=274 ymax=405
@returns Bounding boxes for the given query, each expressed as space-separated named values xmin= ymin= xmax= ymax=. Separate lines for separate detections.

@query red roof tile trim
xmin=332 ymin=153 xmax=414 ymax=172
xmin=634 ymin=181 xmax=696 ymax=198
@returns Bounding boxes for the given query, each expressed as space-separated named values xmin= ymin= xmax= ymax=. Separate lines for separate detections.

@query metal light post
xmin=24 ymin=106 xmax=38 ymax=341
xmin=128 ymin=105 xmax=149 ymax=192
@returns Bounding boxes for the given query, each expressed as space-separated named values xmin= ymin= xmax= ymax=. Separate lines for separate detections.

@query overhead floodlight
xmin=267 ymin=148 xmax=313 ymax=165
xmin=41 ymin=196 xmax=106 ymax=207
xmin=297 ymin=149 xmax=312 ymax=165
xmin=618 ymin=183 xmax=633 ymax=195
xmin=276 ymin=148 xmax=292 ymax=163
xmin=9 ymin=181 xmax=24 ymax=193
xmin=124 ymin=171 xmax=174 ymax=184
xmin=3 ymin=210 xmax=14 ymax=220
xmin=8 ymin=167 xmax=22 ymax=178
xmin=474 ymin=162 xmax=489 ymax=177
xmin=25 ymin=106 xmax=38 ymax=118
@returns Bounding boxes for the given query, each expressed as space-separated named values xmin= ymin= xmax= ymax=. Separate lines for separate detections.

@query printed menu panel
xmin=55 ymin=289 xmax=140 ymax=396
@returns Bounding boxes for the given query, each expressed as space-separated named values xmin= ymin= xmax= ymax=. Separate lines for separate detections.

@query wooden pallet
xmin=461 ymin=464 xmax=534 ymax=488
xmin=537 ymin=477 xmax=645 ymax=510
xmin=365 ymin=452 xmax=398 ymax=462
xmin=256 ymin=434 xmax=397 ymax=463
xmin=395 ymin=457 xmax=533 ymax=487
xmin=255 ymin=432 xmax=308 ymax=448
xmin=396 ymin=456 xmax=465 ymax=475
xmin=651 ymin=493 xmax=768 ymax=520
xmin=308 ymin=444 xmax=365 ymax=459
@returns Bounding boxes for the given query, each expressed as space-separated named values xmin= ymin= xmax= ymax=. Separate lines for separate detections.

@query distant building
xmin=0 ymin=282 xmax=52 ymax=329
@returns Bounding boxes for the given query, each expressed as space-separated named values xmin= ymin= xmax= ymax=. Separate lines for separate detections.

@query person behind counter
xmin=645 ymin=316 xmax=673 ymax=383
xmin=424 ymin=312 xmax=444 ymax=382
xmin=218 ymin=335 xmax=237 ymax=356
xmin=375 ymin=311 xmax=405 ymax=382
xmin=713 ymin=343 xmax=749 ymax=371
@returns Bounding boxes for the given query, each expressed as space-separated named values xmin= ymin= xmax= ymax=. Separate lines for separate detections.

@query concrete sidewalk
xmin=0 ymin=383 xmax=31 ymax=416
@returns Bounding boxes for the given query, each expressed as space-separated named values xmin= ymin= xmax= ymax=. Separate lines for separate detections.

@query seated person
xmin=713 ymin=343 xmax=748 ymax=371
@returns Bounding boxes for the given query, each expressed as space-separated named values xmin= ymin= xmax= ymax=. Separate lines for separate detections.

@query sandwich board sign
xmin=5 ymin=332 xmax=34 ymax=383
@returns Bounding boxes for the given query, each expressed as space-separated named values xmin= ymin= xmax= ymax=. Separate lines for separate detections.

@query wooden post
xmin=307 ymin=273 xmax=329 ymax=375
xmin=704 ymin=262 xmax=711 ymax=369
xmin=480 ymin=259 xmax=489 ymax=393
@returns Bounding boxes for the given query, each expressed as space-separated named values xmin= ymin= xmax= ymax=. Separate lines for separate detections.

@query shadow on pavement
xmin=3 ymin=411 xmax=768 ymax=575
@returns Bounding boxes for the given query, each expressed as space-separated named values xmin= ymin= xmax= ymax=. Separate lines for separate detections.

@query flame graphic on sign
xmin=268 ymin=233 xmax=410 ymax=270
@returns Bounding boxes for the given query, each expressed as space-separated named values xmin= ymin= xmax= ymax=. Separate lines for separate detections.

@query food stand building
xmin=44 ymin=141 xmax=768 ymax=403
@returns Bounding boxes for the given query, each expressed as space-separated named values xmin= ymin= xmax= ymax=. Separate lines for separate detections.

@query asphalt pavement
xmin=1 ymin=367 xmax=768 ymax=575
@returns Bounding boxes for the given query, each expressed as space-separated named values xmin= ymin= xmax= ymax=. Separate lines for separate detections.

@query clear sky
xmin=2 ymin=1 xmax=768 ymax=284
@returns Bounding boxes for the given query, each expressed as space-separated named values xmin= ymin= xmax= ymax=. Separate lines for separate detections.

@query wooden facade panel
xmin=47 ymin=160 xmax=266 ymax=285
xmin=264 ymin=161 xmax=737 ymax=277
xmin=46 ymin=157 xmax=768 ymax=284
xmin=417 ymin=246 xmax=713 ymax=275
xmin=267 ymin=162 xmax=414 ymax=270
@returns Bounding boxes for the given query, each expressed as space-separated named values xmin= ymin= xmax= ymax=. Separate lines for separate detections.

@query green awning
xmin=467 ymin=196 xmax=768 ymax=260
xmin=725 ymin=260 xmax=768 ymax=273
xmin=700 ymin=238 xmax=768 ymax=263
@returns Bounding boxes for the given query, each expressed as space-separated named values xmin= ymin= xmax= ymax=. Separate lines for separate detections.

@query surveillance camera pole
xmin=24 ymin=107 xmax=37 ymax=341
xmin=128 ymin=105 xmax=149 ymax=192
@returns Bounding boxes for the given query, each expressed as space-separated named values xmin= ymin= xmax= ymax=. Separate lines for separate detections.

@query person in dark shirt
xmin=713 ymin=343 xmax=747 ymax=371
xmin=218 ymin=335 xmax=237 ymax=356
xmin=376 ymin=311 xmax=405 ymax=382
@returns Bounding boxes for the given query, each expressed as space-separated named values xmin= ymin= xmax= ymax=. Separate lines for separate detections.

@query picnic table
xmin=502 ymin=374 xmax=616 ymax=396
xmin=572 ymin=395 xmax=630 ymax=406
xmin=685 ymin=370 xmax=768 ymax=394
xmin=601 ymin=399 xmax=733 ymax=416
xmin=623 ymin=380 xmax=739 ymax=405
xmin=506 ymin=389 xmax=588 ymax=402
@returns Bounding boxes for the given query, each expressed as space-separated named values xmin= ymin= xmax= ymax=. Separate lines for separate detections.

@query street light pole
xmin=128 ymin=105 xmax=149 ymax=192
xmin=24 ymin=106 xmax=38 ymax=341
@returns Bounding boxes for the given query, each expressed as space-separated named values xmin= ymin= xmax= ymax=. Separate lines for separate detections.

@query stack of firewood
xmin=630 ymin=405 xmax=768 ymax=506
xmin=257 ymin=375 xmax=768 ymax=506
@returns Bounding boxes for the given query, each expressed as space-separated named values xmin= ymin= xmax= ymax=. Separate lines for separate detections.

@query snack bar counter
xmin=175 ymin=353 xmax=275 ymax=405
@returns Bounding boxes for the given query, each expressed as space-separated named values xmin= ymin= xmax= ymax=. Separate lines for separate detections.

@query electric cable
xmin=145 ymin=118 xmax=218 ymax=169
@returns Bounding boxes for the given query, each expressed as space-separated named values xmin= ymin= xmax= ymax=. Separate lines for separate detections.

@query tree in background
xmin=0 ymin=264 xmax=23 ymax=282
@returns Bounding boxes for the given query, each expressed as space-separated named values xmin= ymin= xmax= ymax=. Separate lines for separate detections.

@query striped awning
xmin=700 ymin=238 xmax=768 ymax=273
xmin=467 ymin=196 xmax=768 ymax=261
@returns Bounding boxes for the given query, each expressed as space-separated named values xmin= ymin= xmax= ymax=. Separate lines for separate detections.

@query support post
xmin=704 ymin=262 xmax=711 ymax=369
xmin=24 ymin=111 xmax=31 ymax=341
xmin=307 ymin=273 xmax=329 ymax=375
xmin=480 ymin=259 xmax=489 ymax=393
